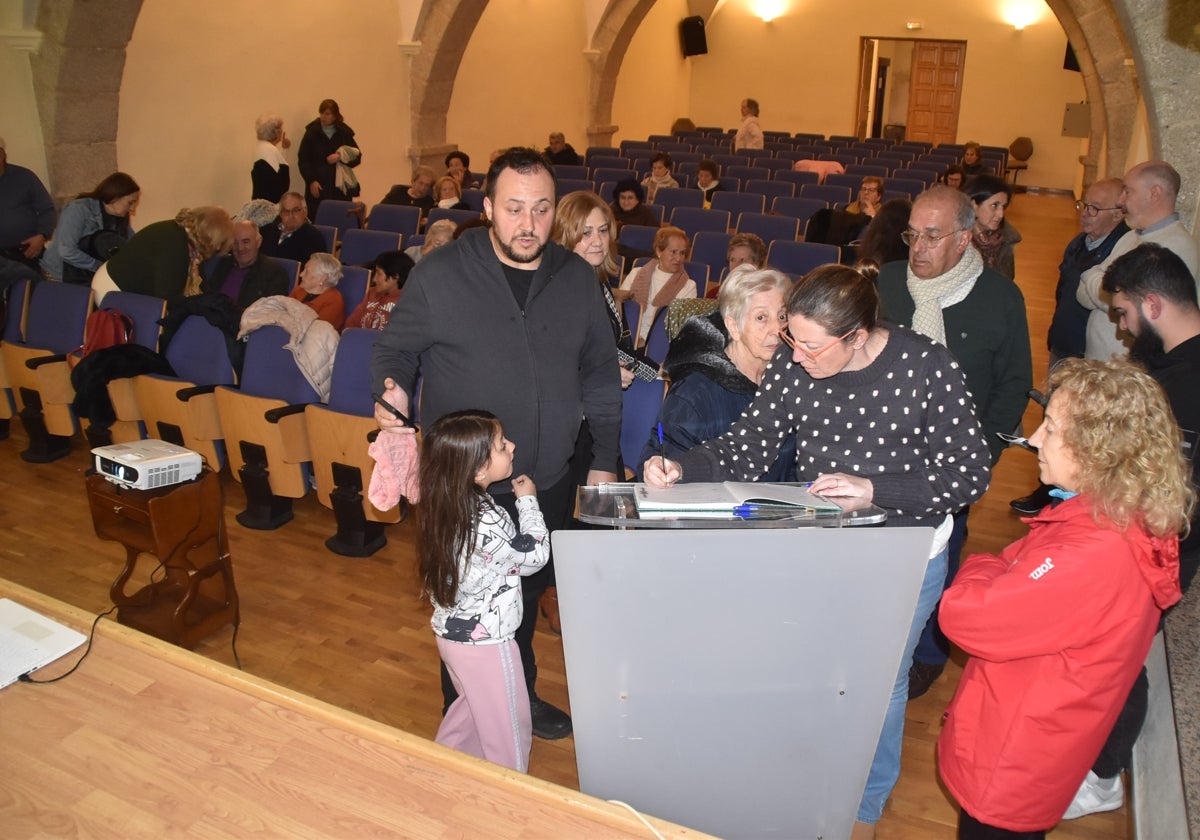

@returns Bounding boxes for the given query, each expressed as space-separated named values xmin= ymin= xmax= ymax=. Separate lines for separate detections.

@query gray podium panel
xmin=553 ymin=527 xmax=934 ymax=840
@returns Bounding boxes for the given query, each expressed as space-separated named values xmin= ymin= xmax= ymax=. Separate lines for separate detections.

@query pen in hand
xmin=657 ymin=422 xmax=666 ymax=471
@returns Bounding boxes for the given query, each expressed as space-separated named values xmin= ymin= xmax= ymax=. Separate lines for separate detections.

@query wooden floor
xmin=0 ymin=192 xmax=1130 ymax=839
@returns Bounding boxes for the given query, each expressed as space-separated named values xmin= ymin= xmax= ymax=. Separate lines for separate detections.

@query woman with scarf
xmin=298 ymin=98 xmax=362 ymax=219
xmin=251 ymin=114 xmax=290 ymax=202
xmin=641 ymin=152 xmax=680 ymax=204
xmin=616 ymin=225 xmax=698 ymax=345
xmin=966 ymin=174 xmax=1021 ymax=280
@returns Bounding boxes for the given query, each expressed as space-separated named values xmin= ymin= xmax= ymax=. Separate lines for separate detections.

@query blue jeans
xmin=857 ymin=543 xmax=949 ymax=824
xmin=912 ymin=507 xmax=969 ymax=666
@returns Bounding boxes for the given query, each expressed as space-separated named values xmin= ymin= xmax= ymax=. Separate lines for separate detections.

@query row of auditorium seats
xmin=597 ymin=133 xmax=1008 ymax=172
xmin=0 ymin=279 xmax=403 ymax=557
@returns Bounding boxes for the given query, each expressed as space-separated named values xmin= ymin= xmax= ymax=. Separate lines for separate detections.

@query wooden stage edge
xmin=0 ymin=578 xmax=712 ymax=840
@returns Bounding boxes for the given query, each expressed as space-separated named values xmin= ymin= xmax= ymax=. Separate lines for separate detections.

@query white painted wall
xmin=446 ymin=0 xmax=591 ymax=172
xmin=120 ymin=0 xmax=413 ymax=225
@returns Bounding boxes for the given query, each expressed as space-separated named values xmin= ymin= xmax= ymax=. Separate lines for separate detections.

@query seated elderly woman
xmin=644 ymin=264 xmax=991 ymax=839
xmin=938 ymin=358 xmax=1190 ymax=840
xmin=846 ymin=176 xmax=884 ymax=218
xmin=610 ymin=179 xmax=659 ymax=231
xmin=641 ymin=152 xmax=680 ymax=204
xmin=93 ymin=205 xmax=233 ymax=304
xmin=639 ymin=266 xmax=796 ymax=480
xmin=432 ymin=175 xmax=471 ymax=211
xmin=617 ymin=225 xmax=698 ymax=345
xmin=251 ymin=114 xmax=290 ymax=203
xmin=406 ymin=218 xmax=456 ymax=265
xmin=290 ymin=252 xmax=345 ymax=329
xmin=41 ymin=171 xmax=140 ymax=285
xmin=444 ymin=151 xmax=480 ymax=190
xmin=966 ymin=173 xmax=1021 ymax=279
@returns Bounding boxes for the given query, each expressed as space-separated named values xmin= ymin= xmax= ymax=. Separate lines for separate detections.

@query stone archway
xmin=407 ymin=0 xmax=488 ymax=171
xmin=1045 ymin=0 xmax=1138 ymax=186
xmin=31 ymin=0 xmax=143 ymax=202
xmin=585 ymin=0 xmax=658 ymax=147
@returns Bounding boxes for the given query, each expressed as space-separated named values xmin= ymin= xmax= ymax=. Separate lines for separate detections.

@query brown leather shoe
xmin=539 ymin=587 xmax=562 ymax=635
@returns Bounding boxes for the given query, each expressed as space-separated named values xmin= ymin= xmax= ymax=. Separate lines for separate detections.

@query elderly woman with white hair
xmin=406 ymin=218 xmax=457 ymax=264
xmin=290 ymin=252 xmax=344 ymax=329
xmin=251 ymin=114 xmax=291 ymax=203
xmin=637 ymin=265 xmax=796 ymax=480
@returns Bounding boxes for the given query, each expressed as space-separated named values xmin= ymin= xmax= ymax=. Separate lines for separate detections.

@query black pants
xmin=441 ymin=470 xmax=576 ymax=712
xmin=959 ymin=810 xmax=1045 ymax=840
xmin=1092 ymin=666 xmax=1148 ymax=778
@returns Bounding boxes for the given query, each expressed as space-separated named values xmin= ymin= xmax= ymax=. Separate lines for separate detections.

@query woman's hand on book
xmin=809 ymin=472 xmax=873 ymax=501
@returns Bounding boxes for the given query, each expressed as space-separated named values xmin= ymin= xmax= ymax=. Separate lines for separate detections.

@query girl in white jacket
xmin=417 ymin=409 xmax=550 ymax=771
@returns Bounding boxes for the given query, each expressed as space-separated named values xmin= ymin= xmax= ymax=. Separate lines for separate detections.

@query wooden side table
xmin=87 ymin=470 xmax=239 ymax=649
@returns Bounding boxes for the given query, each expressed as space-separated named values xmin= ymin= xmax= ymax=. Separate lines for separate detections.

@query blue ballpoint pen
xmin=657 ymin=423 xmax=666 ymax=471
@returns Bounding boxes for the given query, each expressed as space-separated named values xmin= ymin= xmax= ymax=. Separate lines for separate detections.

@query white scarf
xmin=905 ymin=245 xmax=983 ymax=345
xmin=254 ymin=140 xmax=287 ymax=172
xmin=334 ymin=145 xmax=361 ymax=193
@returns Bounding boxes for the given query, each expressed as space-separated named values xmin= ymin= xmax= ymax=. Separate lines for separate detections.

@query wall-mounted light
xmin=905 ymin=21 xmax=923 ymax=31
xmin=1001 ymin=0 xmax=1044 ymax=31
xmin=749 ymin=0 xmax=788 ymax=23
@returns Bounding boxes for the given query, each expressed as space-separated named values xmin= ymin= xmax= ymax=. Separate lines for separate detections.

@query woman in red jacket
xmin=938 ymin=358 xmax=1193 ymax=838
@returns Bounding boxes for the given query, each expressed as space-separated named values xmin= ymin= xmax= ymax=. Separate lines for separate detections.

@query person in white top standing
xmin=734 ymin=98 xmax=764 ymax=151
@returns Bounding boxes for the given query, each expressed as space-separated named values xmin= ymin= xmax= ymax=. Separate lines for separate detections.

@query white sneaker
xmin=1063 ymin=771 xmax=1124 ymax=819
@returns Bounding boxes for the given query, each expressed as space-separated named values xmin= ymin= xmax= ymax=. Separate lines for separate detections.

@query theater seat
xmin=132 ymin=315 xmax=237 ymax=470
xmin=214 ymin=325 xmax=323 ymax=529
xmin=0 ymin=281 xmax=92 ymax=462
xmin=305 ymin=328 xmax=404 ymax=556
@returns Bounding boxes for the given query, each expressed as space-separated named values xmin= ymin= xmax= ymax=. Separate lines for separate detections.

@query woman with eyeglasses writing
xmin=643 ymin=263 xmax=991 ymax=840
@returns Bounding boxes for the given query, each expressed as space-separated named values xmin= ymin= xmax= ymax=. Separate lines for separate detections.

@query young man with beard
xmin=371 ymin=147 xmax=621 ymax=742
xmin=1056 ymin=242 xmax=1200 ymax=821
xmin=1104 ymin=242 xmax=1200 ymax=586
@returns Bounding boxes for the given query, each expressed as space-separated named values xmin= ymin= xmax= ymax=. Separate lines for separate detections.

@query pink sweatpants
xmin=434 ymin=636 xmax=531 ymax=772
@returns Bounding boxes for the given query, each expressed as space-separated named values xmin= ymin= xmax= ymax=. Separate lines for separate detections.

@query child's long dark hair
xmin=417 ymin=410 xmax=500 ymax=607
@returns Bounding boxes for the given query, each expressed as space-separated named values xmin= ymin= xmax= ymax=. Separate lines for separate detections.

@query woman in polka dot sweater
xmin=644 ymin=264 xmax=991 ymax=839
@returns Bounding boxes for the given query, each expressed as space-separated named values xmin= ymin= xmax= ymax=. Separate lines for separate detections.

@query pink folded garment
xmin=368 ymin=431 xmax=420 ymax=510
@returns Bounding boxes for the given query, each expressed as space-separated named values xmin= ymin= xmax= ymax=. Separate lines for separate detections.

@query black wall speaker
xmin=680 ymin=16 xmax=707 ymax=57
xmin=1063 ymin=41 xmax=1080 ymax=72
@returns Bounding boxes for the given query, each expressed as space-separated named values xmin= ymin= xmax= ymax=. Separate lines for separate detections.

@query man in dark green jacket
xmin=878 ymin=184 xmax=1033 ymax=698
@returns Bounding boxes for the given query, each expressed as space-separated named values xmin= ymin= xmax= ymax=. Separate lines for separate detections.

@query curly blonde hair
xmin=174 ymin=206 xmax=233 ymax=296
xmin=1046 ymin=358 xmax=1195 ymax=539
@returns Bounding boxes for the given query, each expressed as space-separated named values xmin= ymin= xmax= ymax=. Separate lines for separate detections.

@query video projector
xmin=92 ymin=439 xmax=203 ymax=489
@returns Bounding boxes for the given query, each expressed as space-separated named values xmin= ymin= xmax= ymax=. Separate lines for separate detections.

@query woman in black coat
xmin=297 ymin=98 xmax=362 ymax=219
